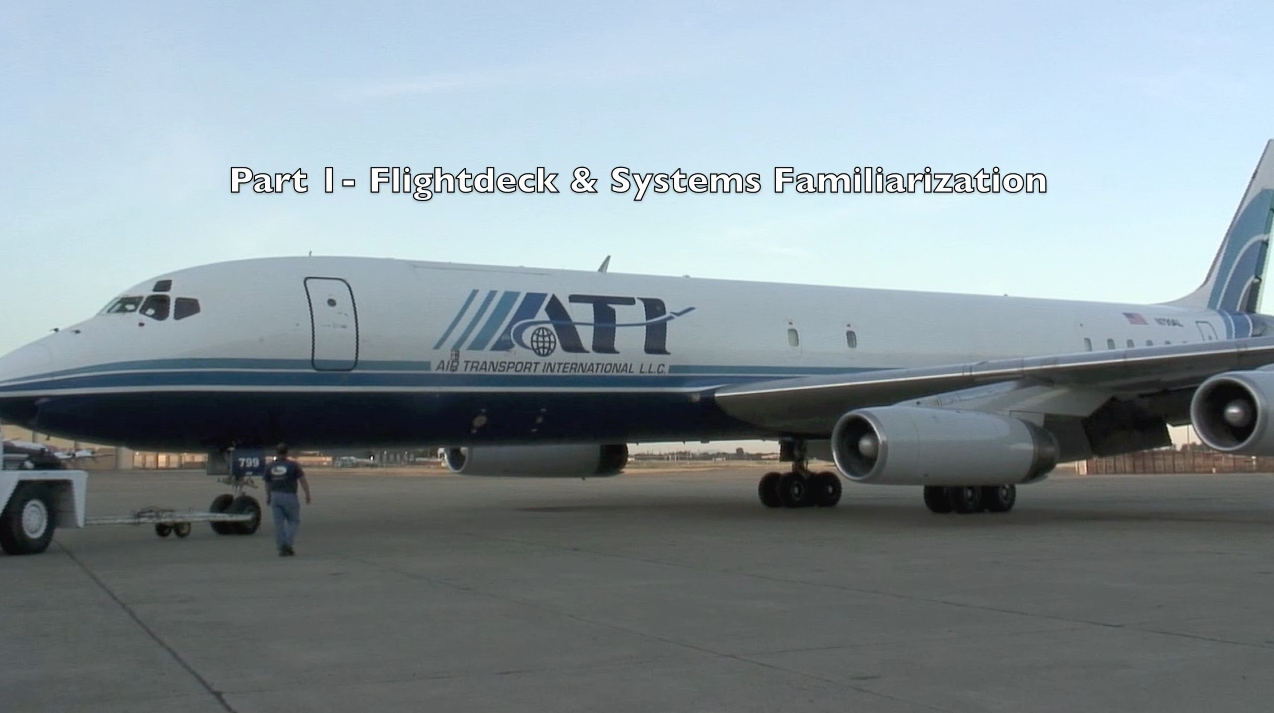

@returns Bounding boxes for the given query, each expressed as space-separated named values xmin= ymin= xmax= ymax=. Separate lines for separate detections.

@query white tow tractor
xmin=0 ymin=437 xmax=266 ymax=556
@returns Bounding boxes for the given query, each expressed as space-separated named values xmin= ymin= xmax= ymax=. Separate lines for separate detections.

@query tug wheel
xmin=0 ymin=483 xmax=56 ymax=555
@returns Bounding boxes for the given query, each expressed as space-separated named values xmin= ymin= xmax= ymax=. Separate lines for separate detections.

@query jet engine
xmin=830 ymin=406 xmax=1058 ymax=486
xmin=1190 ymin=370 xmax=1274 ymax=454
xmin=441 ymin=444 xmax=628 ymax=477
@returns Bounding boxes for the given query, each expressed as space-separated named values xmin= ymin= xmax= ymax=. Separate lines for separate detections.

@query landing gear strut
xmin=922 ymin=485 xmax=1016 ymax=514
xmin=757 ymin=440 xmax=842 ymax=509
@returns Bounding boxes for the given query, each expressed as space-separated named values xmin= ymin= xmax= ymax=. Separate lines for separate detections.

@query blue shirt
xmin=264 ymin=458 xmax=304 ymax=494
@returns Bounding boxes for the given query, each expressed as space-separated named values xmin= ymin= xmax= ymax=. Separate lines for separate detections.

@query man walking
xmin=263 ymin=443 xmax=311 ymax=556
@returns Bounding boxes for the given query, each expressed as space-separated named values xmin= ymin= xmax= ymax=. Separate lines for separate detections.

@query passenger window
xmin=174 ymin=297 xmax=201 ymax=320
xmin=1106 ymin=338 xmax=1116 ymax=350
xmin=139 ymin=295 xmax=170 ymax=321
xmin=1084 ymin=338 xmax=1092 ymax=351
xmin=1126 ymin=339 xmax=1134 ymax=348
xmin=1146 ymin=340 xmax=1153 ymax=347
xmin=846 ymin=330 xmax=857 ymax=348
xmin=787 ymin=328 xmax=799 ymax=347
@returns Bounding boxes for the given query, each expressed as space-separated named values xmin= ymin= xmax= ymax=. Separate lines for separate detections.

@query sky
xmin=3 ymin=1 xmax=1274 ymax=360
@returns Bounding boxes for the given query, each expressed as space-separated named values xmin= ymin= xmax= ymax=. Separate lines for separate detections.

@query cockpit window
xmin=153 ymin=279 xmax=172 ymax=293
xmin=174 ymin=297 xmax=201 ymax=320
xmin=139 ymin=295 xmax=170 ymax=321
xmin=103 ymin=296 xmax=143 ymax=314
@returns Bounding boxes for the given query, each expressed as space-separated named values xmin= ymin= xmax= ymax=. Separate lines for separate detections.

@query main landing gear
xmin=922 ymin=485 xmax=1016 ymax=514
xmin=757 ymin=441 xmax=842 ymax=509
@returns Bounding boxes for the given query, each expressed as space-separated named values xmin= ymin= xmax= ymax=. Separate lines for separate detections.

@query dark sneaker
xmin=283 ymin=545 xmax=295 ymax=556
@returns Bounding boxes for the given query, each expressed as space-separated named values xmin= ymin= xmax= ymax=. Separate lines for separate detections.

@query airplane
xmin=1 ymin=440 xmax=98 ymax=470
xmin=2 ymin=140 xmax=1274 ymax=547
xmin=334 ymin=455 xmax=380 ymax=468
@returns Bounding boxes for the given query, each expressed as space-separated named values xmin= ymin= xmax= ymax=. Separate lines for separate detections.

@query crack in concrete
xmin=217 ymin=655 xmax=683 ymax=697
xmin=57 ymin=542 xmax=239 ymax=713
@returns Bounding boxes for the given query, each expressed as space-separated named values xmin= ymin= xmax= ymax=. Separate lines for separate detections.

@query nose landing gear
xmin=208 ymin=478 xmax=262 ymax=536
xmin=204 ymin=446 xmax=267 ymax=536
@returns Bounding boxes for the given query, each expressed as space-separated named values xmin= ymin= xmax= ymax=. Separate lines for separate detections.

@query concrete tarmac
xmin=5 ymin=467 xmax=1274 ymax=712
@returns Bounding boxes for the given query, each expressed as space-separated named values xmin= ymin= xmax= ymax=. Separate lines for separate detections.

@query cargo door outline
xmin=1196 ymin=320 xmax=1219 ymax=342
xmin=305 ymin=277 xmax=359 ymax=371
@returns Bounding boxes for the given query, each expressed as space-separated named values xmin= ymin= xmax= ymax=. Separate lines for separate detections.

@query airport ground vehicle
xmin=0 ymin=438 xmax=261 ymax=555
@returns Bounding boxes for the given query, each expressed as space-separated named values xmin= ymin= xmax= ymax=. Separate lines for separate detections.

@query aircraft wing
xmin=713 ymin=336 xmax=1274 ymax=434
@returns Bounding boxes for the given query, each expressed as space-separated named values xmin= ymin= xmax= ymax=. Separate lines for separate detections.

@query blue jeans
xmin=269 ymin=491 xmax=301 ymax=549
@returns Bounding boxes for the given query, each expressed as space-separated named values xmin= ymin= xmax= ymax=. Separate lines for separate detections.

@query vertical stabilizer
xmin=1168 ymin=140 xmax=1274 ymax=313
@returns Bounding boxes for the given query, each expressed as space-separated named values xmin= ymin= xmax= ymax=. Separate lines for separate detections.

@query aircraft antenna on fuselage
xmin=598 ymin=255 xmax=611 ymax=273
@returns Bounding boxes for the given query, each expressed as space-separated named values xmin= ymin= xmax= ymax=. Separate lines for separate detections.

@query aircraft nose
xmin=0 ymin=342 xmax=53 ymax=384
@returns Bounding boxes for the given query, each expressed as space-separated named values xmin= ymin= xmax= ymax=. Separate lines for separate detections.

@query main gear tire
xmin=758 ymin=472 xmax=783 ymax=508
xmin=982 ymin=485 xmax=1017 ymax=513
xmin=812 ymin=472 xmax=842 ymax=507
xmin=777 ymin=473 xmax=811 ymax=508
xmin=209 ymin=494 xmax=235 ymax=535
xmin=228 ymin=495 xmax=262 ymax=535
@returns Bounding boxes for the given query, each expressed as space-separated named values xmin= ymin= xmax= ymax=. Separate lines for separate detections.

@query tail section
xmin=1169 ymin=140 xmax=1274 ymax=314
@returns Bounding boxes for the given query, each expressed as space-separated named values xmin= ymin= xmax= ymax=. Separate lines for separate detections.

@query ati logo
xmin=433 ymin=290 xmax=694 ymax=357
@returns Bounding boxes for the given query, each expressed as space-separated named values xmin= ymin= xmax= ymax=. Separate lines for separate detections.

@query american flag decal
xmin=1123 ymin=312 xmax=1148 ymax=325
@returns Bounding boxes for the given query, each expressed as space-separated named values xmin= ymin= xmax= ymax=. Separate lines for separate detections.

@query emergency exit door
xmin=305 ymin=277 xmax=359 ymax=370
xmin=1196 ymin=320 xmax=1219 ymax=342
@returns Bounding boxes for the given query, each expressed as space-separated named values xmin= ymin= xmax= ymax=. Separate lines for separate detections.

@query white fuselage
xmin=0 ymin=256 xmax=1252 ymax=450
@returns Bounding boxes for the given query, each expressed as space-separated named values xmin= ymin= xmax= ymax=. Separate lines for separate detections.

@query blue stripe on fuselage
xmin=0 ymin=358 xmax=440 ymax=386
xmin=0 ymin=358 xmax=877 ymax=388
xmin=451 ymin=290 xmax=497 ymax=350
xmin=4 ymin=390 xmax=763 ymax=451
xmin=0 ymin=367 xmax=878 ymax=394
xmin=1235 ymin=312 xmax=1253 ymax=338
xmin=1219 ymin=310 xmax=1235 ymax=339
xmin=468 ymin=291 xmax=520 ymax=350
xmin=432 ymin=288 xmax=479 ymax=350
xmin=491 ymin=293 xmax=548 ymax=352
xmin=1215 ymin=310 xmax=1254 ymax=339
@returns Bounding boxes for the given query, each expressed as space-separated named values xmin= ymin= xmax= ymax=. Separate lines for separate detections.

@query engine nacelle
xmin=442 ymin=444 xmax=628 ymax=477
xmin=831 ymin=406 xmax=1058 ymax=486
xmin=1190 ymin=370 xmax=1274 ymax=454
